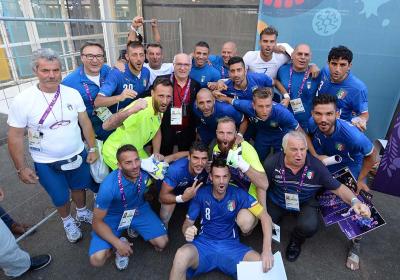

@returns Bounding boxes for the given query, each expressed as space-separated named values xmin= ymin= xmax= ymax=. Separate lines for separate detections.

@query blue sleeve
xmin=163 ymin=168 xmax=178 ymax=189
xmin=277 ymin=67 xmax=283 ymax=81
xmin=260 ymin=74 xmax=273 ymax=87
xmin=99 ymin=69 xmax=119 ymax=96
xmin=213 ymin=68 xmax=222 ymax=81
xmin=312 ymin=157 xmax=341 ymax=190
xmin=360 ymin=87 xmax=368 ymax=113
xmin=95 ymin=180 xmax=115 ymax=210
xmin=353 ymin=133 xmax=374 ymax=157
xmin=232 ymin=99 xmax=253 ymax=116
xmin=208 ymin=55 xmax=218 ymax=65
xmin=277 ymin=105 xmax=299 ymax=129
xmin=187 ymin=192 xmax=201 ymax=221
xmin=237 ymin=188 xmax=257 ymax=210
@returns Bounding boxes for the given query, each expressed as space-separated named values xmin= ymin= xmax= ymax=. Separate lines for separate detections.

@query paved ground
xmin=0 ymin=113 xmax=399 ymax=280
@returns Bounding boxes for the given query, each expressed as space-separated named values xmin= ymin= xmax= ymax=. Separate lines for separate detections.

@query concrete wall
xmin=142 ymin=0 xmax=259 ymax=59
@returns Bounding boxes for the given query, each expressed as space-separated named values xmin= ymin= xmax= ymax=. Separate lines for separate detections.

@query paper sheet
xmin=237 ymin=251 xmax=287 ymax=280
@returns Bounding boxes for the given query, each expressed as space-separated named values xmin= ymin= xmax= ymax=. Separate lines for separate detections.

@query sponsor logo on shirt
xmin=335 ymin=142 xmax=345 ymax=151
xmin=227 ymin=200 xmax=236 ymax=212
xmin=337 ymin=89 xmax=347 ymax=99
xmin=306 ymin=170 xmax=314 ymax=180
xmin=67 ymin=104 xmax=73 ymax=111
xmin=177 ymin=180 xmax=189 ymax=187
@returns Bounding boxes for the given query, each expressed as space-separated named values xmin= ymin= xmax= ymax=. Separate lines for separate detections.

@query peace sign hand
xmin=182 ymin=179 xmax=203 ymax=202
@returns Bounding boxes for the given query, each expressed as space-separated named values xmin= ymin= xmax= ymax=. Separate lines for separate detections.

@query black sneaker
xmin=286 ymin=240 xmax=302 ymax=262
xmin=29 ymin=254 xmax=52 ymax=271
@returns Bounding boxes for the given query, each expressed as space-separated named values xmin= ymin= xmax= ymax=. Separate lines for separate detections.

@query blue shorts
xmin=187 ymin=235 xmax=252 ymax=278
xmin=34 ymin=150 xmax=95 ymax=207
xmin=89 ymin=203 xmax=167 ymax=256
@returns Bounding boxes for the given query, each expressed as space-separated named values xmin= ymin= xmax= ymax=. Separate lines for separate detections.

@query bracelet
xmin=88 ymin=147 xmax=97 ymax=153
xmin=283 ymin=93 xmax=290 ymax=99
xmin=175 ymin=195 xmax=184 ymax=203
xmin=351 ymin=197 xmax=360 ymax=207
xmin=237 ymin=133 xmax=243 ymax=138
xmin=130 ymin=25 xmax=140 ymax=36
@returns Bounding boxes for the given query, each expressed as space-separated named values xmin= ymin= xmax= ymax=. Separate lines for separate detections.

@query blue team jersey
xmin=233 ymin=99 xmax=299 ymax=145
xmin=95 ymin=169 xmax=151 ymax=218
xmin=222 ymin=72 xmax=273 ymax=100
xmin=265 ymin=152 xmax=341 ymax=209
xmin=62 ymin=65 xmax=112 ymax=141
xmin=99 ymin=63 xmax=150 ymax=113
xmin=187 ymin=185 xmax=257 ymax=240
xmin=208 ymin=55 xmax=229 ymax=79
xmin=193 ymin=101 xmax=243 ymax=145
xmin=318 ymin=66 xmax=368 ymax=122
xmin=308 ymin=118 xmax=374 ymax=178
xmin=163 ymin=158 xmax=208 ymax=192
xmin=277 ymin=64 xmax=320 ymax=131
xmin=190 ymin=60 xmax=221 ymax=88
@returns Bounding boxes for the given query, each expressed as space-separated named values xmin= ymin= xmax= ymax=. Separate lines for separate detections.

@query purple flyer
xmin=338 ymin=207 xmax=386 ymax=239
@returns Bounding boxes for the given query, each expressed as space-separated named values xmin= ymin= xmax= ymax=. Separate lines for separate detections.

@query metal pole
xmin=178 ymin=18 xmax=183 ymax=53
xmin=0 ymin=16 xmax=179 ymax=24
xmin=16 ymin=209 xmax=58 ymax=243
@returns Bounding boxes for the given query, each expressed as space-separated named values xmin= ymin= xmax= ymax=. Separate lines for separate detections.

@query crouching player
xmin=169 ymin=158 xmax=273 ymax=279
xmin=89 ymin=144 xmax=168 ymax=270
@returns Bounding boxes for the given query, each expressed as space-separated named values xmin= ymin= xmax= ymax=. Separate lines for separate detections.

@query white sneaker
xmin=127 ymin=228 xmax=139 ymax=238
xmin=64 ymin=220 xmax=82 ymax=243
xmin=76 ymin=209 xmax=93 ymax=224
xmin=115 ymin=237 xmax=129 ymax=270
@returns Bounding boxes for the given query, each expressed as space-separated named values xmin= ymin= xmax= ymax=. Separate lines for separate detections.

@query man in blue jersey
xmin=189 ymin=41 xmax=221 ymax=88
xmin=63 ymin=41 xmax=112 ymax=141
xmin=208 ymin=41 xmax=238 ymax=79
xmin=232 ymin=88 xmax=301 ymax=162
xmin=159 ymin=142 xmax=209 ymax=227
xmin=169 ymin=158 xmax=274 ymax=279
xmin=211 ymin=56 xmax=274 ymax=102
xmin=94 ymin=41 xmax=150 ymax=113
xmin=89 ymin=145 xmax=168 ymax=270
xmin=276 ymin=44 xmax=320 ymax=132
xmin=264 ymin=130 xmax=370 ymax=262
xmin=309 ymin=94 xmax=376 ymax=270
xmin=317 ymin=45 xmax=368 ymax=131
xmin=193 ymin=88 xmax=244 ymax=146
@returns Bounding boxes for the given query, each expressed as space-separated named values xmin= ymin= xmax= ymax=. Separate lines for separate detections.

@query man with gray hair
xmin=8 ymin=48 xmax=98 ymax=243
xmin=263 ymin=130 xmax=370 ymax=262
xmin=158 ymin=53 xmax=201 ymax=155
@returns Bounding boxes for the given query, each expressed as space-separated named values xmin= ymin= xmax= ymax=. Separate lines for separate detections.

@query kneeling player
xmin=169 ymin=158 xmax=273 ymax=279
xmin=89 ymin=145 xmax=168 ymax=270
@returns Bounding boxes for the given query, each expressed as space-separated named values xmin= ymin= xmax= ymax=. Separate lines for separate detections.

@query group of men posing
xmin=3 ymin=19 xmax=376 ymax=279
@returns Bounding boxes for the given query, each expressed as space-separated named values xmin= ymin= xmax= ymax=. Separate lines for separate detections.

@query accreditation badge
xmin=28 ymin=128 xmax=43 ymax=151
xmin=170 ymin=107 xmax=182 ymax=125
xmin=117 ymin=209 xmax=136 ymax=230
xmin=290 ymin=98 xmax=306 ymax=114
xmin=284 ymin=193 xmax=300 ymax=211
xmin=95 ymin=107 xmax=113 ymax=122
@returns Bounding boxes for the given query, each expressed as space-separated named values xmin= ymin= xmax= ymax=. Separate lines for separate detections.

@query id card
xmin=170 ymin=107 xmax=182 ymax=125
xmin=285 ymin=193 xmax=300 ymax=211
xmin=290 ymin=98 xmax=305 ymax=114
xmin=95 ymin=107 xmax=113 ymax=122
xmin=28 ymin=128 xmax=43 ymax=151
xmin=117 ymin=209 xmax=136 ymax=230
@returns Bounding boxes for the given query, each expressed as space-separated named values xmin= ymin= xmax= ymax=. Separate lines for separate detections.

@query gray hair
xmin=173 ymin=53 xmax=191 ymax=64
xmin=282 ymin=130 xmax=308 ymax=152
xmin=31 ymin=48 xmax=61 ymax=72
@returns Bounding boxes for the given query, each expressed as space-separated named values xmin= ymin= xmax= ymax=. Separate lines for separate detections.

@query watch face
xmin=261 ymin=0 xmax=322 ymax=17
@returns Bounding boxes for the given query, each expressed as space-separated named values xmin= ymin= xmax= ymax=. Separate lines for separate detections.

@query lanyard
xmin=221 ymin=66 xmax=225 ymax=78
xmin=281 ymin=165 xmax=308 ymax=193
xmin=82 ymin=77 xmax=104 ymax=108
xmin=117 ymin=170 xmax=142 ymax=209
xmin=288 ymin=65 xmax=310 ymax=98
xmin=172 ymin=74 xmax=191 ymax=106
xmin=39 ymin=85 xmax=61 ymax=125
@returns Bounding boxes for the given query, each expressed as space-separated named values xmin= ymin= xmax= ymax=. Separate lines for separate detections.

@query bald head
xmin=292 ymin=44 xmax=311 ymax=72
xmin=196 ymin=88 xmax=215 ymax=117
xmin=221 ymin=41 xmax=238 ymax=65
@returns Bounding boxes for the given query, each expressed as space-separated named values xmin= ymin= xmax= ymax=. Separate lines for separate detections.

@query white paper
xmin=237 ymin=252 xmax=287 ymax=280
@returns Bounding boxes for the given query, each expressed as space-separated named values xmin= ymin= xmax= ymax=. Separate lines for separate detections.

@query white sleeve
xmin=243 ymin=51 xmax=251 ymax=70
xmin=7 ymin=95 xmax=28 ymax=128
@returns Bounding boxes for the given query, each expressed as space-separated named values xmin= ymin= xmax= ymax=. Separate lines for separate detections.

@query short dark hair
xmin=195 ymin=41 xmax=210 ymax=50
xmin=328 ymin=45 xmax=353 ymax=63
xmin=210 ymin=157 xmax=228 ymax=173
xmin=152 ymin=77 xmax=173 ymax=91
xmin=116 ymin=144 xmax=138 ymax=162
xmin=227 ymin=56 xmax=245 ymax=68
xmin=312 ymin=94 xmax=338 ymax=110
xmin=253 ymin=87 xmax=273 ymax=100
xmin=126 ymin=41 xmax=145 ymax=52
xmin=259 ymin=26 xmax=278 ymax=40
xmin=80 ymin=41 xmax=105 ymax=56
xmin=147 ymin=43 xmax=163 ymax=50
xmin=189 ymin=141 xmax=208 ymax=156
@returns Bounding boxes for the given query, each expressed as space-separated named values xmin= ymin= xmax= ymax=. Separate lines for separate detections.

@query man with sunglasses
xmin=8 ymin=48 xmax=98 ymax=244
xmin=63 ymin=42 xmax=112 ymax=141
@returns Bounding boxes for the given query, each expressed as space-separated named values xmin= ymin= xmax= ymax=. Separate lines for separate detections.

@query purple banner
xmin=372 ymin=109 xmax=400 ymax=197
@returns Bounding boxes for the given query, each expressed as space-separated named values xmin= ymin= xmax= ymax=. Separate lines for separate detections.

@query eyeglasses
xmin=174 ymin=63 xmax=191 ymax=68
xmin=82 ymin=54 xmax=104 ymax=61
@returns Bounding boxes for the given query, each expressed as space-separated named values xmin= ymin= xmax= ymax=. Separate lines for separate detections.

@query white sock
xmin=62 ymin=215 xmax=74 ymax=226
xmin=76 ymin=206 xmax=87 ymax=216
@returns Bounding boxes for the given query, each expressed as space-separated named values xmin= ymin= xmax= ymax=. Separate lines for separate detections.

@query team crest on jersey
xmin=306 ymin=170 xmax=314 ymax=180
xmin=227 ymin=200 xmax=236 ymax=212
xmin=143 ymin=79 xmax=147 ymax=87
xmin=337 ymin=89 xmax=347 ymax=99
xmin=201 ymin=76 xmax=206 ymax=83
xmin=200 ymin=118 xmax=206 ymax=124
xmin=335 ymin=143 xmax=345 ymax=151
xmin=269 ymin=121 xmax=278 ymax=127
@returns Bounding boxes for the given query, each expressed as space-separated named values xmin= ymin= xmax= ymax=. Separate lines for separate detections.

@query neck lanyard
xmin=117 ymin=170 xmax=142 ymax=209
xmin=82 ymin=76 xmax=104 ymax=108
xmin=39 ymin=85 xmax=61 ymax=125
xmin=281 ymin=165 xmax=308 ymax=193
xmin=288 ymin=65 xmax=310 ymax=98
xmin=173 ymin=75 xmax=191 ymax=106
xmin=221 ymin=66 xmax=225 ymax=78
